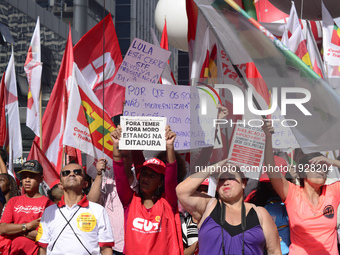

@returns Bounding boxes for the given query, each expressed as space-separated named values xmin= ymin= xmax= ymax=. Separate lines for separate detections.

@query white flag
xmin=5 ymin=48 xmax=22 ymax=173
xmin=24 ymin=17 xmax=42 ymax=136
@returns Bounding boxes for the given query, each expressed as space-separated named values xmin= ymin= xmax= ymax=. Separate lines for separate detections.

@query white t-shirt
xmin=37 ymin=195 xmax=114 ymax=255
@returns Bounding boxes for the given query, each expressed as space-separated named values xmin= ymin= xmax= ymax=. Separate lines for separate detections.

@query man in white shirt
xmin=37 ymin=163 xmax=114 ymax=255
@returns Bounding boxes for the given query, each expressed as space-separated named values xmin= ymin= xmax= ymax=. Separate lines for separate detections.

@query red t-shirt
xmin=285 ymin=181 xmax=340 ymax=255
xmin=0 ymin=195 xmax=53 ymax=255
xmin=125 ymin=194 xmax=183 ymax=255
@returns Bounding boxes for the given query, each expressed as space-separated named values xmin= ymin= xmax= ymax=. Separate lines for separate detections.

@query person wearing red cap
xmin=110 ymin=125 xmax=183 ymax=255
xmin=262 ymin=122 xmax=340 ymax=255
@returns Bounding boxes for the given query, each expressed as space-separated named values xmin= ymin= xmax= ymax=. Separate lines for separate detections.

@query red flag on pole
xmin=160 ymin=19 xmax=169 ymax=51
xmin=156 ymin=19 xmax=177 ymax=85
xmin=74 ymin=14 xmax=124 ymax=118
xmin=30 ymin=27 xmax=76 ymax=172
xmin=28 ymin=141 xmax=59 ymax=187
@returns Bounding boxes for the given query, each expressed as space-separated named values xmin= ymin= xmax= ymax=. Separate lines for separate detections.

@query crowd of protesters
xmin=1 ymin=115 xmax=340 ymax=254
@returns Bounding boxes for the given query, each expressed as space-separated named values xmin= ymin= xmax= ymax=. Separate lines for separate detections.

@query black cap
xmin=18 ymin=160 xmax=43 ymax=175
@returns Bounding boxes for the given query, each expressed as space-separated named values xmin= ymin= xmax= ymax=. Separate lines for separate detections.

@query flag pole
xmin=102 ymin=1 xmax=106 ymax=157
xmin=39 ymin=81 xmax=43 ymax=150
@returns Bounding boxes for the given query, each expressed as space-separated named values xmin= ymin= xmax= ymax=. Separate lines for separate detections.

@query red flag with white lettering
xmin=74 ymin=14 xmax=124 ymax=118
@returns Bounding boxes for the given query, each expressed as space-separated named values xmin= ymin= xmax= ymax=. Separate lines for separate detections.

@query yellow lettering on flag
xmin=82 ymin=100 xmax=115 ymax=152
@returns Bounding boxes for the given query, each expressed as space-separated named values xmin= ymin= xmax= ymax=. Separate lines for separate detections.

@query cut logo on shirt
xmin=323 ymin=205 xmax=334 ymax=219
xmin=132 ymin=217 xmax=161 ymax=233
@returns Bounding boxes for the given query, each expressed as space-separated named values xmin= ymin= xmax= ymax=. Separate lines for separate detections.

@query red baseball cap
xmin=142 ymin=158 xmax=166 ymax=175
xmin=136 ymin=158 xmax=167 ymax=179
xmin=259 ymin=155 xmax=288 ymax=182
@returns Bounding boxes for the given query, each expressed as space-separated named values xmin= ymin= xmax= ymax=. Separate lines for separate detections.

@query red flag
xmin=157 ymin=19 xmax=177 ymax=85
xmin=246 ymin=62 xmax=271 ymax=106
xmin=160 ymin=20 xmax=169 ymax=51
xmin=74 ymin=14 xmax=124 ymax=118
xmin=27 ymin=141 xmax=59 ymax=187
xmin=186 ymin=0 xmax=199 ymax=73
xmin=331 ymin=24 xmax=340 ymax=46
xmin=63 ymin=65 xmax=116 ymax=160
xmin=31 ymin=27 xmax=75 ymax=172
xmin=0 ymin=72 xmax=7 ymax=149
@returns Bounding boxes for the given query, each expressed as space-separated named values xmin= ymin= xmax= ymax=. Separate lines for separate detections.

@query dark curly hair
xmin=0 ymin=173 xmax=19 ymax=201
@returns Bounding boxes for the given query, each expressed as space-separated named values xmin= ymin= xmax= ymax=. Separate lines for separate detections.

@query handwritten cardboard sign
xmin=228 ymin=124 xmax=265 ymax=179
xmin=271 ymin=106 xmax=299 ymax=149
xmin=123 ymin=83 xmax=218 ymax=150
xmin=113 ymin=38 xmax=171 ymax=86
xmin=119 ymin=116 xmax=166 ymax=151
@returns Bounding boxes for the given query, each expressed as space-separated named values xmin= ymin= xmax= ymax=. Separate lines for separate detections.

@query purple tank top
xmin=198 ymin=202 xmax=266 ymax=255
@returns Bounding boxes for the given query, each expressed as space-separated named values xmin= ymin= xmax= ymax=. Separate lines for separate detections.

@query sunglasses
xmin=61 ymin=169 xmax=83 ymax=177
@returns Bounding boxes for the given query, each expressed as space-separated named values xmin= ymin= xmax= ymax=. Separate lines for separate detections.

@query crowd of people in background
xmin=1 ymin=117 xmax=340 ymax=254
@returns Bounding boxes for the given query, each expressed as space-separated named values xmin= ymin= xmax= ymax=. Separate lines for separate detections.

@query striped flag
xmin=4 ymin=48 xmax=22 ymax=173
xmin=24 ymin=17 xmax=42 ymax=136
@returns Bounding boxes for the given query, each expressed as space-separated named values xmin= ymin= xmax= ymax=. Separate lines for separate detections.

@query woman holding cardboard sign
xmin=110 ymin=125 xmax=183 ymax=255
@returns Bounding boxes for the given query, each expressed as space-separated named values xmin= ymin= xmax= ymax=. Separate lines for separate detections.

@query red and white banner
xmin=281 ymin=2 xmax=311 ymax=69
xmin=63 ymin=63 xmax=116 ymax=160
xmin=24 ymin=17 xmax=42 ymax=137
xmin=30 ymin=27 xmax=74 ymax=172
xmin=74 ymin=14 xmax=124 ymax=118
